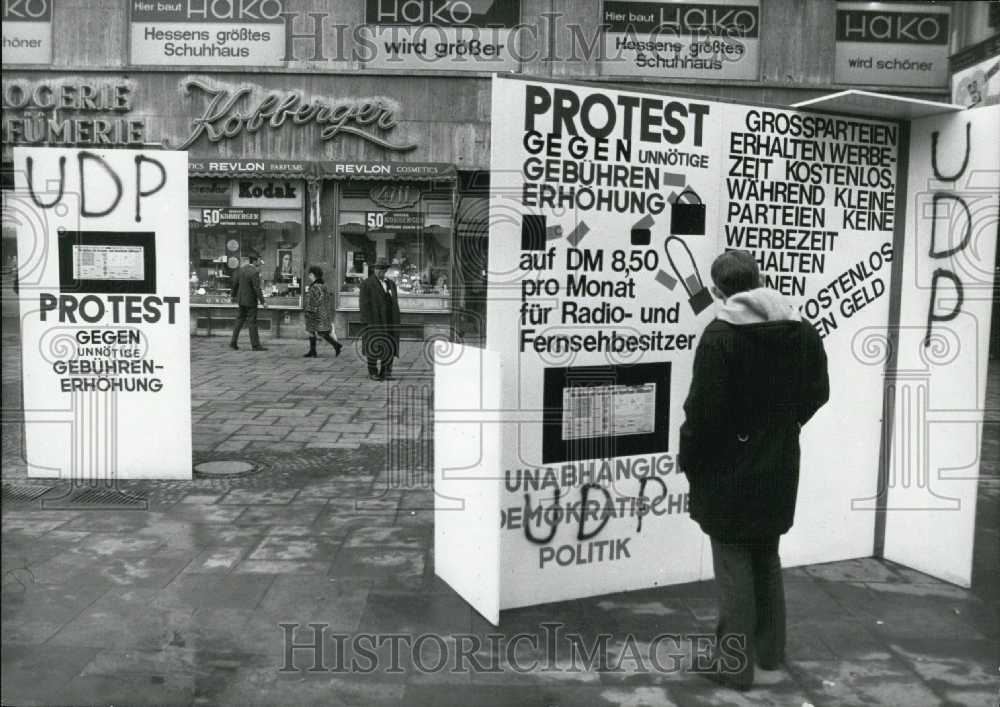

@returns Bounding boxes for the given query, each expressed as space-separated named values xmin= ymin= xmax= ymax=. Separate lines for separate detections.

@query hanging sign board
xmin=834 ymin=1 xmax=951 ymax=88
xmin=600 ymin=0 xmax=761 ymax=80
xmin=360 ymin=0 xmax=520 ymax=71
xmin=2 ymin=0 xmax=53 ymax=64
xmin=129 ymin=0 xmax=286 ymax=66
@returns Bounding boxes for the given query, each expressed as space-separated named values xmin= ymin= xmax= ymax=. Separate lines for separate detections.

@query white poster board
xmin=13 ymin=146 xmax=192 ymax=481
xmin=883 ymin=105 xmax=1000 ymax=586
xmin=435 ymin=76 xmax=902 ymax=619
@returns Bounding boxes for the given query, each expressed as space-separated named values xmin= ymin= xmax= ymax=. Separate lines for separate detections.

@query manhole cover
xmin=194 ymin=460 xmax=260 ymax=477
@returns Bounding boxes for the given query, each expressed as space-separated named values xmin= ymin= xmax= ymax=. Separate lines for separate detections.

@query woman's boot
xmin=304 ymin=336 xmax=317 ymax=357
xmin=320 ymin=331 xmax=342 ymax=357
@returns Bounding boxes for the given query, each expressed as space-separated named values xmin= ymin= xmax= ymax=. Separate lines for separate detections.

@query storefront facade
xmin=1 ymin=71 xmax=491 ymax=339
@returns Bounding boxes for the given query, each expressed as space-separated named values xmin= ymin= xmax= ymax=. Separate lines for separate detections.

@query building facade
xmin=2 ymin=0 xmax=996 ymax=341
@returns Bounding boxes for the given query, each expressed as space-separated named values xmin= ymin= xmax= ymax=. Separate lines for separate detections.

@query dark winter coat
xmin=303 ymin=280 xmax=333 ymax=333
xmin=359 ymin=274 xmax=400 ymax=359
xmin=230 ymin=264 xmax=264 ymax=308
xmin=679 ymin=288 xmax=829 ymax=542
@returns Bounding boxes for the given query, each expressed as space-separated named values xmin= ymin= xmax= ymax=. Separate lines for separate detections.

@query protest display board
xmin=360 ymin=0 xmax=520 ymax=71
xmin=13 ymin=147 xmax=192 ymax=481
xmin=835 ymin=1 xmax=951 ymax=88
xmin=883 ymin=105 xmax=1000 ymax=587
xmin=600 ymin=0 xmax=760 ymax=80
xmin=129 ymin=0 xmax=286 ymax=66
xmin=435 ymin=75 xmax=909 ymax=620
xmin=2 ymin=0 xmax=53 ymax=64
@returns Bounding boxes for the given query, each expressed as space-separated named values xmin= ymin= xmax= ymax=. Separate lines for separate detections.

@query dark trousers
xmin=709 ymin=536 xmax=785 ymax=687
xmin=364 ymin=330 xmax=394 ymax=377
xmin=231 ymin=305 xmax=260 ymax=348
xmin=307 ymin=331 xmax=338 ymax=353
xmin=366 ymin=351 xmax=393 ymax=377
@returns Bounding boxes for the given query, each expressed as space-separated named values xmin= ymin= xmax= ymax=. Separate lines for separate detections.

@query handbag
xmin=670 ymin=187 xmax=706 ymax=236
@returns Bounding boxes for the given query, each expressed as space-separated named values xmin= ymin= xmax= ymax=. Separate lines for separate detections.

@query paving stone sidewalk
xmin=2 ymin=334 xmax=998 ymax=706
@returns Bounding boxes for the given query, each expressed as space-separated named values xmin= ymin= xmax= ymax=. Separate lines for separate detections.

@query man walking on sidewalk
xmin=679 ymin=250 xmax=829 ymax=691
xmin=230 ymin=252 xmax=268 ymax=351
xmin=359 ymin=257 xmax=400 ymax=380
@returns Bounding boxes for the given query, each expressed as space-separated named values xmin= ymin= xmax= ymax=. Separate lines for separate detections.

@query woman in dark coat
xmin=302 ymin=265 xmax=342 ymax=357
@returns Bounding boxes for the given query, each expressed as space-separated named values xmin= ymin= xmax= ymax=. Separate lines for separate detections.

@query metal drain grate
xmin=42 ymin=485 xmax=147 ymax=509
xmin=1 ymin=484 xmax=53 ymax=503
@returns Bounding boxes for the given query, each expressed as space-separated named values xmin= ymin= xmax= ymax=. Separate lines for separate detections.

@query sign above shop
xmin=231 ymin=179 xmax=303 ymax=208
xmin=317 ymin=161 xmax=457 ymax=181
xmin=129 ymin=0 xmax=286 ymax=66
xmin=366 ymin=211 xmax=422 ymax=232
xmin=1 ymin=79 xmax=148 ymax=153
xmin=835 ymin=1 xmax=951 ymax=88
xmin=176 ymin=78 xmax=417 ymax=152
xmin=185 ymin=159 xmax=458 ymax=182
xmin=2 ymin=0 xmax=52 ymax=64
xmin=370 ymin=183 xmax=421 ymax=209
xmin=201 ymin=207 xmax=261 ymax=227
xmin=600 ymin=0 xmax=761 ymax=80
xmin=188 ymin=158 xmax=311 ymax=177
xmin=360 ymin=0 xmax=521 ymax=72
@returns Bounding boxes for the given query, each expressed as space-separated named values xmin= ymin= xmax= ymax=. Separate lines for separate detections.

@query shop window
xmin=188 ymin=178 xmax=306 ymax=307
xmin=336 ymin=180 xmax=453 ymax=307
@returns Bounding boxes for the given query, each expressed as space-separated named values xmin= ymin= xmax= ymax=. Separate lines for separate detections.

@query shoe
xmin=229 ymin=343 xmax=239 ymax=350
xmin=303 ymin=351 xmax=317 ymax=358
xmin=333 ymin=342 xmax=342 ymax=357
xmin=368 ymin=374 xmax=383 ymax=381
xmin=697 ymin=670 xmax=752 ymax=692
xmin=252 ymin=346 xmax=268 ymax=351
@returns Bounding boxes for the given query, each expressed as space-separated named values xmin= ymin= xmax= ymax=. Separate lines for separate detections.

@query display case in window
xmin=336 ymin=181 xmax=453 ymax=313
xmin=188 ymin=205 xmax=305 ymax=307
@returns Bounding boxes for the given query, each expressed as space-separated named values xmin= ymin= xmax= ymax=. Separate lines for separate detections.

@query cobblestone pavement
xmin=2 ymin=333 xmax=998 ymax=706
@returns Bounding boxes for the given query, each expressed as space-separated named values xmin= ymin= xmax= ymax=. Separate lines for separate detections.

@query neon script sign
xmin=176 ymin=78 xmax=417 ymax=152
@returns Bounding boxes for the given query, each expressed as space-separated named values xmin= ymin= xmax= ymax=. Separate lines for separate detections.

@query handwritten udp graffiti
xmin=504 ymin=464 xmax=684 ymax=569
xmin=861 ymin=108 xmax=999 ymax=517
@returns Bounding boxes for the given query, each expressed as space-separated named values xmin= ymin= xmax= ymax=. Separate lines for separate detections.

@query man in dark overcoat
xmin=359 ymin=257 xmax=400 ymax=380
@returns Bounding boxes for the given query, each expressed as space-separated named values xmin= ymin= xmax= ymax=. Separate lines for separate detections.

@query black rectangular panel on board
xmin=521 ymin=214 xmax=546 ymax=251
xmin=58 ymin=231 xmax=157 ymax=294
xmin=542 ymin=362 xmax=671 ymax=464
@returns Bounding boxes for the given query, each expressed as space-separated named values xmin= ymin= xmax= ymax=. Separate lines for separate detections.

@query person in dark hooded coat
xmin=679 ymin=250 xmax=829 ymax=691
